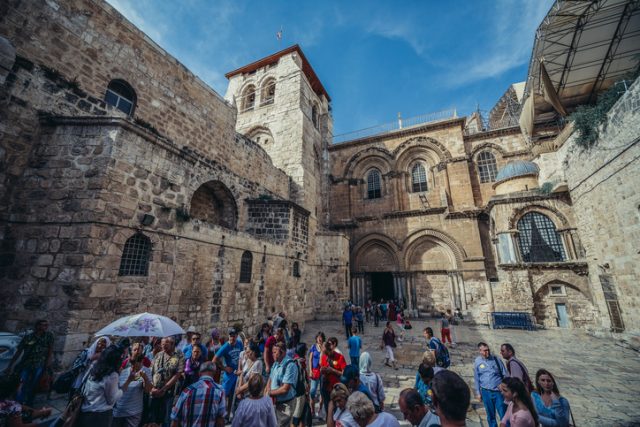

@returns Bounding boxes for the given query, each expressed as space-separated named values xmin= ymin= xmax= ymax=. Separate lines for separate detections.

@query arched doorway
xmin=352 ymin=236 xmax=399 ymax=305
xmin=533 ymin=282 xmax=596 ymax=329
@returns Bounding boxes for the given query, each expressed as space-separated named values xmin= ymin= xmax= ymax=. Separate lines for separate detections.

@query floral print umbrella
xmin=94 ymin=312 xmax=185 ymax=337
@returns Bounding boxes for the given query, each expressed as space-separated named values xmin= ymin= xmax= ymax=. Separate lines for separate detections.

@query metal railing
xmin=332 ymin=109 xmax=457 ymax=144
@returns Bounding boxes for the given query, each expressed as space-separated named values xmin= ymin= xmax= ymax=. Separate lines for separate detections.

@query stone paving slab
xmin=300 ymin=319 xmax=640 ymax=427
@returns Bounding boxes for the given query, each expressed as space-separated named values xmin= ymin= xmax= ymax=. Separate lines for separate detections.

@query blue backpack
xmin=430 ymin=337 xmax=450 ymax=368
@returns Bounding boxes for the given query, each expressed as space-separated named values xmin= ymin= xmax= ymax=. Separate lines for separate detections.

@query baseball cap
xmin=228 ymin=327 xmax=237 ymax=335
xmin=339 ymin=365 xmax=359 ymax=384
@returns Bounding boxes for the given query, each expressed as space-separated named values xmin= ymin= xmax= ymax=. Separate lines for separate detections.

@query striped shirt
xmin=170 ymin=376 xmax=226 ymax=427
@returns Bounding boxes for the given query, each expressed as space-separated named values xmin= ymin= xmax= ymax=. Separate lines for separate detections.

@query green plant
xmin=175 ymin=205 xmax=191 ymax=222
xmin=569 ymin=75 xmax=637 ymax=149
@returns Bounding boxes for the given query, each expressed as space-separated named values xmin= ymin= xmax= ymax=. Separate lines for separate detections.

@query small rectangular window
xmin=550 ymin=285 xmax=565 ymax=296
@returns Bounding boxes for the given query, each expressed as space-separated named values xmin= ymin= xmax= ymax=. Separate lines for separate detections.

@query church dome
xmin=495 ymin=160 xmax=539 ymax=184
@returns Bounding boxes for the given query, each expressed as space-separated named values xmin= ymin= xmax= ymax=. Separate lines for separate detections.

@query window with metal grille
xmin=477 ymin=151 xmax=498 ymax=183
xmin=517 ymin=212 xmax=566 ymax=262
xmin=292 ymin=261 xmax=300 ymax=277
xmin=118 ymin=233 xmax=151 ymax=276
xmin=239 ymin=251 xmax=253 ymax=283
xmin=411 ymin=163 xmax=428 ymax=192
xmin=367 ymin=169 xmax=381 ymax=199
xmin=312 ymin=103 xmax=319 ymax=129
xmin=104 ymin=79 xmax=136 ymax=116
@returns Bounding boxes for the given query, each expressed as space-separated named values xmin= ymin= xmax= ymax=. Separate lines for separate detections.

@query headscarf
xmin=210 ymin=328 xmax=220 ymax=340
xmin=87 ymin=336 xmax=111 ymax=360
xmin=359 ymin=352 xmax=373 ymax=374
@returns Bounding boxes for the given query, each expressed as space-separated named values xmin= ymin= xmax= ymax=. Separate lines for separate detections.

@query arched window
xmin=241 ymin=85 xmax=256 ymax=112
xmin=367 ymin=169 xmax=382 ymax=199
xmin=239 ymin=251 xmax=253 ymax=283
xmin=261 ymin=78 xmax=275 ymax=106
xmin=477 ymin=151 xmax=498 ymax=183
xmin=411 ymin=163 xmax=428 ymax=192
xmin=517 ymin=212 xmax=566 ymax=263
xmin=104 ymin=79 xmax=136 ymax=116
xmin=292 ymin=261 xmax=300 ymax=277
xmin=118 ymin=232 xmax=151 ymax=276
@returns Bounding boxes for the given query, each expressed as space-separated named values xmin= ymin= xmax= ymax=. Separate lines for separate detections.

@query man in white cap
xmin=177 ymin=325 xmax=196 ymax=352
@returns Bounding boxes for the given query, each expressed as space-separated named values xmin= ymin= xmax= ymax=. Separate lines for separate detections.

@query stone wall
xmin=0 ymin=0 xmax=346 ymax=365
xmin=561 ymin=78 xmax=640 ymax=333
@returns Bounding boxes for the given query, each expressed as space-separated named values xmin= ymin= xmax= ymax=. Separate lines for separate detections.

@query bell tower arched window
xmin=104 ymin=79 xmax=136 ymax=116
xmin=411 ymin=163 xmax=428 ymax=192
xmin=517 ymin=212 xmax=566 ymax=262
xmin=239 ymin=251 xmax=253 ymax=283
xmin=367 ymin=169 xmax=382 ymax=199
xmin=241 ymin=85 xmax=256 ymax=112
xmin=118 ymin=232 xmax=151 ymax=276
xmin=477 ymin=151 xmax=498 ymax=183
xmin=261 ymin=78 xmax=275 ymax=106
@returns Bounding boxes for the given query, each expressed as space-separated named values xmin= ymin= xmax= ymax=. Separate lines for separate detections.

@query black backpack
xmin=283 ymin=358 xmax=307 ymax=397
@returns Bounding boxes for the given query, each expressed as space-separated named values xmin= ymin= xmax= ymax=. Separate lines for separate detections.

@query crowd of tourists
xmin=0 ymin=306 xmax=573 ymax=427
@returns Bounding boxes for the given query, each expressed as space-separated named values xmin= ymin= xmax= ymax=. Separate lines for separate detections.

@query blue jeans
xmin=350 ymin=355 xmax=360 ymax=367
xmin=345 ymin=323 xmax=352 ymax=339
xmin=17 ymin=365 xmax=44 ymax=406
xmin=481 ymin=388 xmax=506 ymax=427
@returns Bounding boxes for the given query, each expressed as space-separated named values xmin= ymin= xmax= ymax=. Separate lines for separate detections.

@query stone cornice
xmin=463 ymin=125 xmax=522 ymax=142
xmin=498 ymin=261 xmax=588 ymax=274
xmin=328 ymin=117 xmax=466 ymax=151
xmin=486 ymin=191 xmax=569 ymax=209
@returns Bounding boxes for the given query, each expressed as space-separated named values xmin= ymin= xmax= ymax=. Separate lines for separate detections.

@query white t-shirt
xmin=334 ymin=407 xmax=358 ymax=427
xmin=368 ymin=411 xmax=401 ymax=427
xmin=113 ymin=365 xmax=152 ymax=417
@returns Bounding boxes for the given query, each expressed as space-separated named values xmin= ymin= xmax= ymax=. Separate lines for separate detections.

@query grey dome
xmin=495 ymin=160 xmax=539 ymax=184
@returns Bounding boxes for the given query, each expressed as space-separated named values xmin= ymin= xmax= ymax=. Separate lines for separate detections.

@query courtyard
xmin=300 ymin=319 xmax=640 ymax=427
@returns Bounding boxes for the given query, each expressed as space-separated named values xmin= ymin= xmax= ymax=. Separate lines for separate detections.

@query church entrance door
xmin=370 ymin=272 xmax=394 ymax=301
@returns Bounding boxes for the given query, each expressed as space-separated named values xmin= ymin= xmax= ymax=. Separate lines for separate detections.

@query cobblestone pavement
xmin=300 ymin=319 xmax=640 ymax=427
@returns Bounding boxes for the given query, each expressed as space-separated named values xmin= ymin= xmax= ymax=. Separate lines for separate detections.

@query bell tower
xmin=224 ymin=45 xmax=332 ymax=221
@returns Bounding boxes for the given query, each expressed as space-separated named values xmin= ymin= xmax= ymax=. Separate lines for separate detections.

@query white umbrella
xmin=94 ymin=312 xmax=185 ymax=337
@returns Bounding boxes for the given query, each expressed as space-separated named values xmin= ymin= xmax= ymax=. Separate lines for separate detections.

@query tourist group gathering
xmin=0 ymin=302 xmax=573 ymax=427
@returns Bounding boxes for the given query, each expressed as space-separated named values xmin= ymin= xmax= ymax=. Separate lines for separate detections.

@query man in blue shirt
xmin=267 ymin=342 xmax=299 ymax=427
xmin=342 ymin=306 xmax=354 ymax=339
xmin=181 ymin=332 xmax=208 ymax=361
xmin=473 ymin=342 xmax=507 ymax=427
xmin=213 ymin=328 xmax=243 ymax=416
xmin=347 ymin=327 xmax=362 ymax=367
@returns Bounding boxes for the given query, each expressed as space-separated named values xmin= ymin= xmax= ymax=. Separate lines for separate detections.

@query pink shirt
xmin=501 ymin=402 xmax=536 ymax=427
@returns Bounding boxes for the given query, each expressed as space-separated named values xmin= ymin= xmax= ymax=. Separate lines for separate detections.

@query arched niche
xmin=352 ymin=234 xmax=399 ymax=272
xmin=190 ymin=180 xmax=238 ymax=230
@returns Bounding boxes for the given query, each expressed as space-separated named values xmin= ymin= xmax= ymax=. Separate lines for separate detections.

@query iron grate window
xmin=239 ymin=251 xmax=253 ymax=283
xmin=292 ymin=261 xmax=300 ymax=277
xmin=411 ymin=163 xmax=428 ymax=192
xmin=104 ymin=79 xmax=136 ymax=116
xmin=118 ymin=233 xmax=152 ymax=276
xmin=367 ymin=170 xmax=381 ymax=199
xmin=477 ymin=151 xmax=498 ymax=183
xmin=517 ymin=212 xmax=566 ymax=263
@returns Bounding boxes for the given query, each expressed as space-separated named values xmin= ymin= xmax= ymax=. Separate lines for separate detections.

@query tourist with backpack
xmin=474 ymin=342 xmax=508 ymax=427
xmin=266 ymin=342 xmax=299 ymax=427
xmin=423 ymin=327 xmax=450 ymax=368
xmin=500 ymin=343 xmax=534 ymax=393
xmin=292 ymin=343 xmax=311 ymax=427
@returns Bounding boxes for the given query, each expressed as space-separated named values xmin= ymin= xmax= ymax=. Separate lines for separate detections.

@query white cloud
xmin=439 ymin=0 xmax=553 ymax=87
xmin=365 ymin=17 xmax=427 ymax=55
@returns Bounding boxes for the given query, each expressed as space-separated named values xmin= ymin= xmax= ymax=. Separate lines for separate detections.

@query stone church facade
xmin=0 ymin=0 xmax=638 ymax=363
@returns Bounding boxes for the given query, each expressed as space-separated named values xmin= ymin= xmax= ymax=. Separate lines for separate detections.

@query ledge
xmin=498 ymin=261 xmax=588 ymax=274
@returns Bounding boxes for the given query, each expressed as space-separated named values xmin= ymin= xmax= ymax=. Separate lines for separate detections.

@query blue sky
xmin=106 ymin=0 xmax=554 ymax=137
